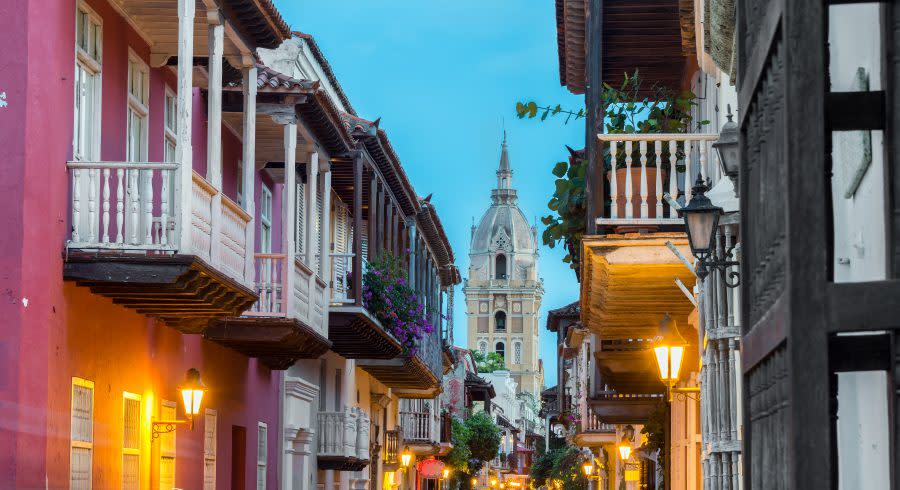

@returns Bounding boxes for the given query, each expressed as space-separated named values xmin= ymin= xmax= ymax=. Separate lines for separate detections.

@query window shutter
xmin=333 ymin=202 xmax=349 ymax=296
xmin=256 ymin=423 xmax=268 ymax=490
xmin=159 ymin=401 xmax=176 ymax=490
xmin=71 ymin=378 xmax=94 ymax=490
xmin=122 ymin=394 xmax=141 ymax=490
xmin=296 ymin=181 xmax=305 ymax=256
xmin=315 ymin=184 xmax=324 ymax=276
xmin=203 ymin=410 xmax=217 ymax=490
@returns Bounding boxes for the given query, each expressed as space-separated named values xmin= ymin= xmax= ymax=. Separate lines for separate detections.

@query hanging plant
xmin=362 ymin=253 xmax=433 ymax=354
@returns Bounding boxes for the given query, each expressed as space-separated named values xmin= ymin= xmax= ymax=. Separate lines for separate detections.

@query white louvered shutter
xmin=296 ymin=181 xmax=305 ymax=257
xmin=332 ymin=202 xmax=349 ymax=296
xmin=315 ymin=184 xmax=324 ymax=276
xmin=71 ymin=378 xmax=94 ymax=490
xmin=256 ymin=423 xmax=268 ymax=490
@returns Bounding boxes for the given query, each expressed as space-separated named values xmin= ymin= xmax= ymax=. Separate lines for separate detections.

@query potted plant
xmin=602 ymin=70 xmax=705 ymax=219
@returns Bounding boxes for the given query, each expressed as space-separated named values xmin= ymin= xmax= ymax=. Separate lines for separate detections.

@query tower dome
xmin=468 ymin=134 xmax=539 ymax=281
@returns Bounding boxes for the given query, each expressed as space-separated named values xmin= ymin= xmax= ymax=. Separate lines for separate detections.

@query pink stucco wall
xmin=0 ymin=0 xmax=282 ymax=487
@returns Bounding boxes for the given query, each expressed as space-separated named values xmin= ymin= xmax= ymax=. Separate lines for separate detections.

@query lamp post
xmin=152 ymin=368 xmax=207 ymax=439
xmin=679 ymin=176 xmax=740 ymax=287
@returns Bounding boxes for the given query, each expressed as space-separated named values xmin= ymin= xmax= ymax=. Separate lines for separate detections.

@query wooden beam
xmin=283 ymin=121 xmax=298 ymax=317
xmin=241 ymin=66 xmax=257 ymax=281
xmin=827 ymin=280 xmax=900 ymax=333
xmin=368 ymin=175 xmax=378 ymax=262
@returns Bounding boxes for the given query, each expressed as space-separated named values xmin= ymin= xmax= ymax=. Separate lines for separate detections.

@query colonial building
xmin=0 ymin=3 xmax=460 ymax=489
xmin=464 ymin=136 xmax=544 ymax=397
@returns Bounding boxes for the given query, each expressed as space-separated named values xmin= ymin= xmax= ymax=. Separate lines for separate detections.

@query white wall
xmin=829 ymin=5 xmax=890 ymax=490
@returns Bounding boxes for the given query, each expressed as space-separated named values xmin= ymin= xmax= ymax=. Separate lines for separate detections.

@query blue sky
xmin=274 ymin=0 xmax=584 ymax=383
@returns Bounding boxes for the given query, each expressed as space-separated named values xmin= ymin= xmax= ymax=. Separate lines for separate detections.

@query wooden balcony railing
xmin=67 ymin=162 xmax=252 ymax=286
xmin=596 ymin=133 xmax=719 ymax=226
xmin=317 ymin=408 xmax=371 ymax=462
xmin=400 ymin=409 xmax=433 ymax=442
xmin=583 ymin=406 xmax=615 ymax=433
xmin=246 ymin=253 xmax=327 ymax=337
xmin=329 ymin=252 xmax=357 ymax=304
xmin=384 ymin=429 xmax=403 ymax=464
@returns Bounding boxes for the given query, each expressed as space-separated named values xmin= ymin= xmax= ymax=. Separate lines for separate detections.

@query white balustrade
xmin=293 ymin=257 xmax=313 ymax=321
xmin=218 ymin=196 xmax=251 ymax=281
xmin=330 ymin=252 xmax=356 ymax=304
xmin=67 ymin=162 xmax=179 ymax=251
xmin=597 ymin=133 xmax=719 ymax=225
xmin=400 ymin=410 xmax=432 ymax=441
xmin=67 ymin=162 xmax=253 ymax=287
xmin=249 ymin=254 xmax=286 ymax=315
xmin=584 ymin=406 xmax=615 ymax=433
xmin=317 ymin=409 xmax=371 ymax=460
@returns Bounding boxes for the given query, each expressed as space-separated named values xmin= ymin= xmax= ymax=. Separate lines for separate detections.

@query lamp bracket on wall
xmin=669 ymin=387 xmax=701 ymax=403
xmin=151 ymin=419 xmax=190 ymax=439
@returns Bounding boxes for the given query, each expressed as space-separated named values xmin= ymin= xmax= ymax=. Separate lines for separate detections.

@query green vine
xmin=516 ymin=70 xmax=709 ymax=271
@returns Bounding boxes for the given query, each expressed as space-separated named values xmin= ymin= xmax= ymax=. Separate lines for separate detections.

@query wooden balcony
xmin=63 ymin=164 xmax=256 ymax=333
xmin=327 ymin=253 xmax=403 ymax=359
xmin=399 ymin=400 xmax=447 ymax=456
xmin=588 ymin=393 xmax=665 ymax=424
xmin=357 ymin=330 xmax=443 ymax=398
xmin=595 ymin=133 xmax=718 ymax=232
xmin=317 ymin=409 xmax=371 ymax=471
xmin=204 ymin=254 xmax=331 ymax=369
xmin=573 ymin=406 xmax=617 ymax=447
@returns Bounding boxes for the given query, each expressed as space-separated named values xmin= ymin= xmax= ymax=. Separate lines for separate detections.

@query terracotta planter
xmin=607 ymin=167 xmax=666 ymax=219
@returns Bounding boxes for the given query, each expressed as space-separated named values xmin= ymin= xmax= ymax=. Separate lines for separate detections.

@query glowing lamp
xmin=582 ymin=461 xmax=594 ymax=477
xmin=490 ymin=478 xmax=498 ymax=487
xmin=472 ymin=477 xmax=478 ymax=488
xmin=179 ymin=368 xmax=206 ymax=429
xmin=443 ymin=468 xmax=450 ymax=479
xmin=400 ymin=447 xmax=413 ymax=467
xmin=618 ymin=442 xmax=632 ymax=461
xmin=654 ymin=315 xmax=687 ymax=383
xmin=499 ymin=484 xmax=505 ymax=489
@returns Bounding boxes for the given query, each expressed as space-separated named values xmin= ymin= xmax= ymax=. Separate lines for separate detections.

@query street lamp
xmin=679 ymin=176 xmax=740 ymax=287
xmin=472 ymin=477 xmax=478 ymax=488
xmin=400 ymin=446 xmax=413 ymax=468
xmin=443 ymin=468 xmax=450 ymax=480
xmin=582 ymin=460 xmax=594 ymax=477
xmin=490 ymin=478 xmax=498 ymax=487
xmin=617 ymin=441 xmax=632 ymax=461
xmin=653 ymin=315 xmax=700 ymax=402
xmin=152 ymin=368 xmax=208 ymax=438
xmin=712 ymin=105 xmax=740 ymax=192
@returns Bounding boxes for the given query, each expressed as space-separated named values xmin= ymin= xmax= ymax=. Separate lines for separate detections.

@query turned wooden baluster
xmin=116 ymin=168 xmax=125 ymax=243
xmin=87 ymin=169 xmax=97 ymax=243
xmin=129 ymin=170 xmax=139 ymax=244
xmin=699 ymin=138 xmax=709 ymax=183
xmin=609 ymin=141 xmax=619 ymax=219
xmin=160 ymin=169 xmax=169 ymax=246
xmin=72 ymin=169 xmax=82 ymax=242
xmin=654 ymin=140 xmax=664 ymax=218
xmin=684 ymin=140 xmax=694 ymax=204
xmin=668 ymin=141 xmax=678 ymax=218
xmin=639 ymin=140 xmax=648 ymax=219
xmin=101 ymin=169 xmax=110 ymax=243
xmin=143 ymin=170 xmax=153 ymax=245
xmin=624 ymin=140 xmax=633 ymax=219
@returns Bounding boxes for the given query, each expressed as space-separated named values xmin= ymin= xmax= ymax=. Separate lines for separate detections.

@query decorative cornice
xmin=285 ymin=376 xmax=319 ymax=402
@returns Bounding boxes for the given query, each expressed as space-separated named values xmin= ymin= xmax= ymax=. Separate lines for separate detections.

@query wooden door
xmin=231 ymin=425 xmax=247 ymax=490
xmin=738 ymin=0 xmax=830 ymax=489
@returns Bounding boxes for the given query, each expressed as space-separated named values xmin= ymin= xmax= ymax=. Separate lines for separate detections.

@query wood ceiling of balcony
xmin=357 ymin=355 xmax=441 ymax=397
xmin=587 ymin=397 xmax=659 ymax=424
xmin=580 ymin=233 xmax=696 ymax=339
xmin=602 ymin=0 xmax=687 ymax=92
xmin=64 ymin=253 xmax=257 ymax=334
xmin=328 ymin=306 xmax=403 ymax=359
xmin=204 ymin=316 xmax=332 ymax=370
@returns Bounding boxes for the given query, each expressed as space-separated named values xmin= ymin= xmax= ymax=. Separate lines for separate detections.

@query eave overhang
xmin=205 ymin=316 xmax=332 ymax=370
xmin=580 ymin=233 xmax=696 ymax=339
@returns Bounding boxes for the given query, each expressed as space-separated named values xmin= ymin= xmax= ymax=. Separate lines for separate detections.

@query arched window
xmin=479 ymin=341 xmax=487 ymax=355
xmin=494 ymin=311 xmax=507 ymax=332
xmin=514 ymin=342 xmax=522 ymax=364
xmin=495 ymin=254 xmax=507 ymax=279
xmin=495 ymin=342 xmax=505 ymax=360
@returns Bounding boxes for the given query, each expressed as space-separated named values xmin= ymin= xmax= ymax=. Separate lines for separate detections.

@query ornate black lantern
xmin=712 ymin=105 xmax=740 ymax=192
xmin=679 ymin=176 xmax=740 ymax=287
